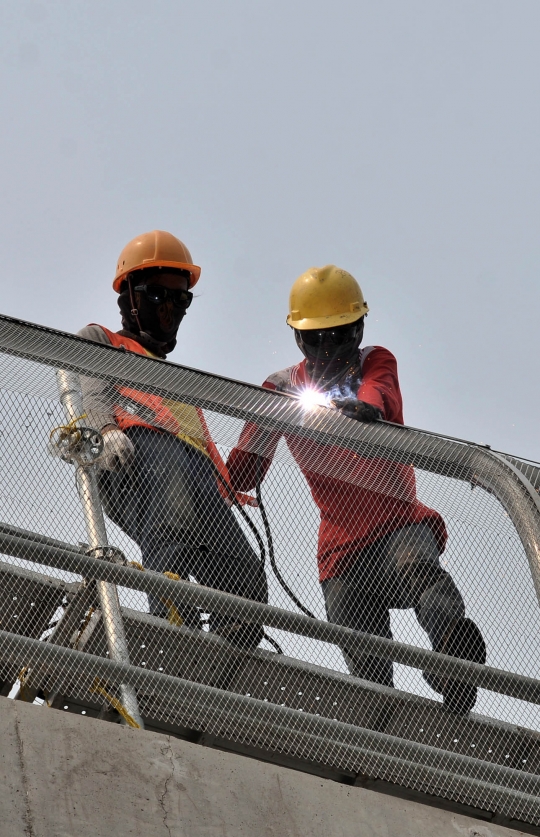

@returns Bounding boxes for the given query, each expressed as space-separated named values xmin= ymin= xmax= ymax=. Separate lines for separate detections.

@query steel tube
xmin=0 ymin=522 xmax=87 ymax=555
xmin=488 ymin=451 xmax=540 ymax=602
xmin=0 ymin=627 xmax=538 ymax=825
xmin=1 ymin=527 xmax=539 ymax=705
xmin=56 ymin=370 xmax=143 ymax=729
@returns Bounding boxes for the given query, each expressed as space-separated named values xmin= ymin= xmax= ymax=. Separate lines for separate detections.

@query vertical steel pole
xmin=56 ymin=369 xmax=144 ymax=729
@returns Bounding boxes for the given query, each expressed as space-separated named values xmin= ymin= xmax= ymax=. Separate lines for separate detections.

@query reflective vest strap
xmin=196 ymin=409 xmax=257 ymax=507
xmin=90 ymin=325 xmax=150 ymax=357
xmin=89 ymin=325 xmax=257 ymax=508
xmin=89 ymin=326 xmax=178 ymax=433
xmin=116 ymin=386 xmax=182 ymax=434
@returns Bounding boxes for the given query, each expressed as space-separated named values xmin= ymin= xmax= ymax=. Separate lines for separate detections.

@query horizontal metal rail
xmin=1 ymin=524 xmax=539 ymax=705
xmin=2 ymin=555 xmax=537 ymax=778
xmin=1 ymin=626 xmax=539 ymax=824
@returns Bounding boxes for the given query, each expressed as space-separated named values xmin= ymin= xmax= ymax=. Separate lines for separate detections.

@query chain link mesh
xmin=0 ymin=315 xmax=539 ymax=825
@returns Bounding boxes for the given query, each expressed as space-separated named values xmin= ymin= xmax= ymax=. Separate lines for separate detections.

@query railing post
xmin=56 ymin=369 xmax=144 ymax=729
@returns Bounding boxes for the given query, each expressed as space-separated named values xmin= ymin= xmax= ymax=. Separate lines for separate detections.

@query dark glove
xmin=332 ymin=398 xmax=382 ymax=423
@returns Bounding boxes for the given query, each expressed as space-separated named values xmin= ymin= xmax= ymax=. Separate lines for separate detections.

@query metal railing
xmin=0 ymin=314 xmax=539 ymax=828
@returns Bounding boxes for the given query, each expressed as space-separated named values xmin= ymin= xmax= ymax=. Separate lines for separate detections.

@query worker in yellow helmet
xmin=76 ymin=231 xmax=268 ymax=649
xmin=228 ymin=265 xmax=486 ymax=713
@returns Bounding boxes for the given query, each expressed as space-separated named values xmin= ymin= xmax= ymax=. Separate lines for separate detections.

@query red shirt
xmin=227 ymin=346 xmax=446 ymax=581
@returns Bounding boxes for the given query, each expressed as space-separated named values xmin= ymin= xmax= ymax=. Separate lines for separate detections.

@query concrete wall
xmin=0 ymin=696 xmax=529 ymax=837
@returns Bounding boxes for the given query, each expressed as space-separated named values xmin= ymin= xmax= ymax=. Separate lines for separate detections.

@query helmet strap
xmin=117 ymin=274 xmax=172 ymax=358
xmin=127 ymin=274 xmax=144 ymax=334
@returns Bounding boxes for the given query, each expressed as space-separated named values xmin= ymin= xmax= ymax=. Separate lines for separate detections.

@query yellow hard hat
xmin=113 ymin=230 xmax=201 ymax=292
xmin=287 ymin=264 xmax=368 ymax=330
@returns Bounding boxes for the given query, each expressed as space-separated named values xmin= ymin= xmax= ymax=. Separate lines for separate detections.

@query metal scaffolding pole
xmin=56 ymin=369 xmax=143 ymax=729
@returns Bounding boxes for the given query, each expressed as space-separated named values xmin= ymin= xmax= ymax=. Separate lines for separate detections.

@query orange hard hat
xmin=113 ymin=230 xmax=201 ymax=292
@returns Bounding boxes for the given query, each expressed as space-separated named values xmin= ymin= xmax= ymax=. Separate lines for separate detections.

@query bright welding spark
xmin=298 ymin=388 xmax=329 ymax=410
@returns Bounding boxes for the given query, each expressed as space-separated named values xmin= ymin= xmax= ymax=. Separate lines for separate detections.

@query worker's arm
xmin=334 ymin=347 xmax=404 ymax=424
xmin=226 ymin=382 xmax=282 ymax=492
xmin=77 ymin=326 xmax=118 ymax=431
xmin=331 ymin=398 xmax=382 ymax=422
xmin=76 ymin=325 xmax=134 ymax=471
xmin=358 ymin=347 xmax=404 ymax=422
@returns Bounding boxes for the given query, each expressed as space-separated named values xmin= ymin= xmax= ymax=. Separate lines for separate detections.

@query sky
xmin=1 ymin=0 xmax=540 ymax=460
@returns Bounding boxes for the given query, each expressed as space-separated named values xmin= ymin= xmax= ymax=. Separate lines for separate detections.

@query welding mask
xmin=295 ymin=318 xmax=364 ymax=384
xmin=296 ymin=319 xmax=364 ymax=357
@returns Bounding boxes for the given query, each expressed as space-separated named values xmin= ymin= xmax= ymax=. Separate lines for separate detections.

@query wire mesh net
xmin=0 ymin=314 xmax=539 ymax=825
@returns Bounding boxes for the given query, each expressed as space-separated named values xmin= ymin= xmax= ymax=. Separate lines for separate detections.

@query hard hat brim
xmin=287 ymin=307 xmax=368 ymax=330
xmin=113 ymin=260 xmax=202 ymax=293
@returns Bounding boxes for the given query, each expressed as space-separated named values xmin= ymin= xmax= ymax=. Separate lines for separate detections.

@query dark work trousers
xmin=321 ymin=524 xmax=466 ymax=687
xmin=98 ymin=426 xmax=268 ymax=644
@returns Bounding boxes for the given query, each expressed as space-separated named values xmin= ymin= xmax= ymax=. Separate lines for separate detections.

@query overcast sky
xmin=1 ymin=1 xmax=539 ymax=460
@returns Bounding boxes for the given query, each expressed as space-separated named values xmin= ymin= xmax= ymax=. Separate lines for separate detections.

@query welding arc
xmin=255 ymin=457 xmax=317 ymax=620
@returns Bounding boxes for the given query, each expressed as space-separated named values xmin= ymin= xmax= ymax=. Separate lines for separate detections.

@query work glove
xmin=98 ymin=427 xmax=135 ymax=472
xmin=332 ymin=398 xmax=382 ymax=423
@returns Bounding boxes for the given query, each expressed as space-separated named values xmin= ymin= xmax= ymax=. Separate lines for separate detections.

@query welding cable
xmin=212 ymin=468 xmax=267 ymax=566
xmin=262 ymin=632 xmax=284 ymax=654
xmin=255 ymin=456 xmax=316 ymax=620
xmin=193 ymin=466 xmax=284 ymax=653
xmin=196 ymin=468 xmax=284 ymax=652
xmin=213 ymin=460 xmax=314 ymax=622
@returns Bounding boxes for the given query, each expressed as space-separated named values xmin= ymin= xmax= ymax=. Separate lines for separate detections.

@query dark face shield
xmin=118 ymin=268 xmax=192 ymax=353
xmin=132 ymin=283 xmax=191 ymax=343
xmin=295 ymin=319 xmax=365 ymax=385
xmin=295 ymin=319 xmax=365 ymax=361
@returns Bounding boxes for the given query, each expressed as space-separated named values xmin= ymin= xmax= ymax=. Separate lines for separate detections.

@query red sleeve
xmin=358 ymin=347 xmax=404 ymax=424
xmin=226 ymin=381 xmax=282 ymax=492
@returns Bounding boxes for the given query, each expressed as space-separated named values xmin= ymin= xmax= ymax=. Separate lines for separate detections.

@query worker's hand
xmin=98 ymin=427 xmax=135 ymax=472
xmin=332 ymin=398 xmax=382 ymax=423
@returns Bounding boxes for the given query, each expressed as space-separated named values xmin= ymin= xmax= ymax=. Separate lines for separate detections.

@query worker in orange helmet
xmin=77 ymin=230 xmax=268 ymax=648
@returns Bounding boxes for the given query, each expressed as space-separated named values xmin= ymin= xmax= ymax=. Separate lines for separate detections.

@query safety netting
xmin=0 ymin=314 xmax=539 ymax=826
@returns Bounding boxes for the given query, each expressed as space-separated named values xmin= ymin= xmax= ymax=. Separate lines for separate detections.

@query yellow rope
xmin=18 ymin=666 xmax=31 ymax=702
xmin=89 ymin=678 xmax=140 ymax=729
xmin=128 ymin=565 xmax=185 ymax=626
xmin=49 ymin=413 xmax=88 ymax=444
xmin=161 ymin=571 xmax=184 ymax=625
xmin=88 ymin=567 xmax=189 ymax=721
xmin=162 ymin=599 xmax=184 ymax=626
xmin=163 ymin=571 xmax=181 ymax=581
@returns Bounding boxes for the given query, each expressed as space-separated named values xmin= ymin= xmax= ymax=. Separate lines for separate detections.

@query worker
xmin=77 ymin=230 xmax=268 ymax=649
xmin=227 ymin=265 xmax=486 ymax=712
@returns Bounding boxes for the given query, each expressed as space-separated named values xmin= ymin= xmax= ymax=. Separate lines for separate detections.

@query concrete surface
xmin=0 ymin=696 xmax=530 ymax=837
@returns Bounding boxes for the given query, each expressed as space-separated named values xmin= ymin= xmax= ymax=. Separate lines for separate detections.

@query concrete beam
xmin=0 ymin=696 xmax=531 ymax=837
